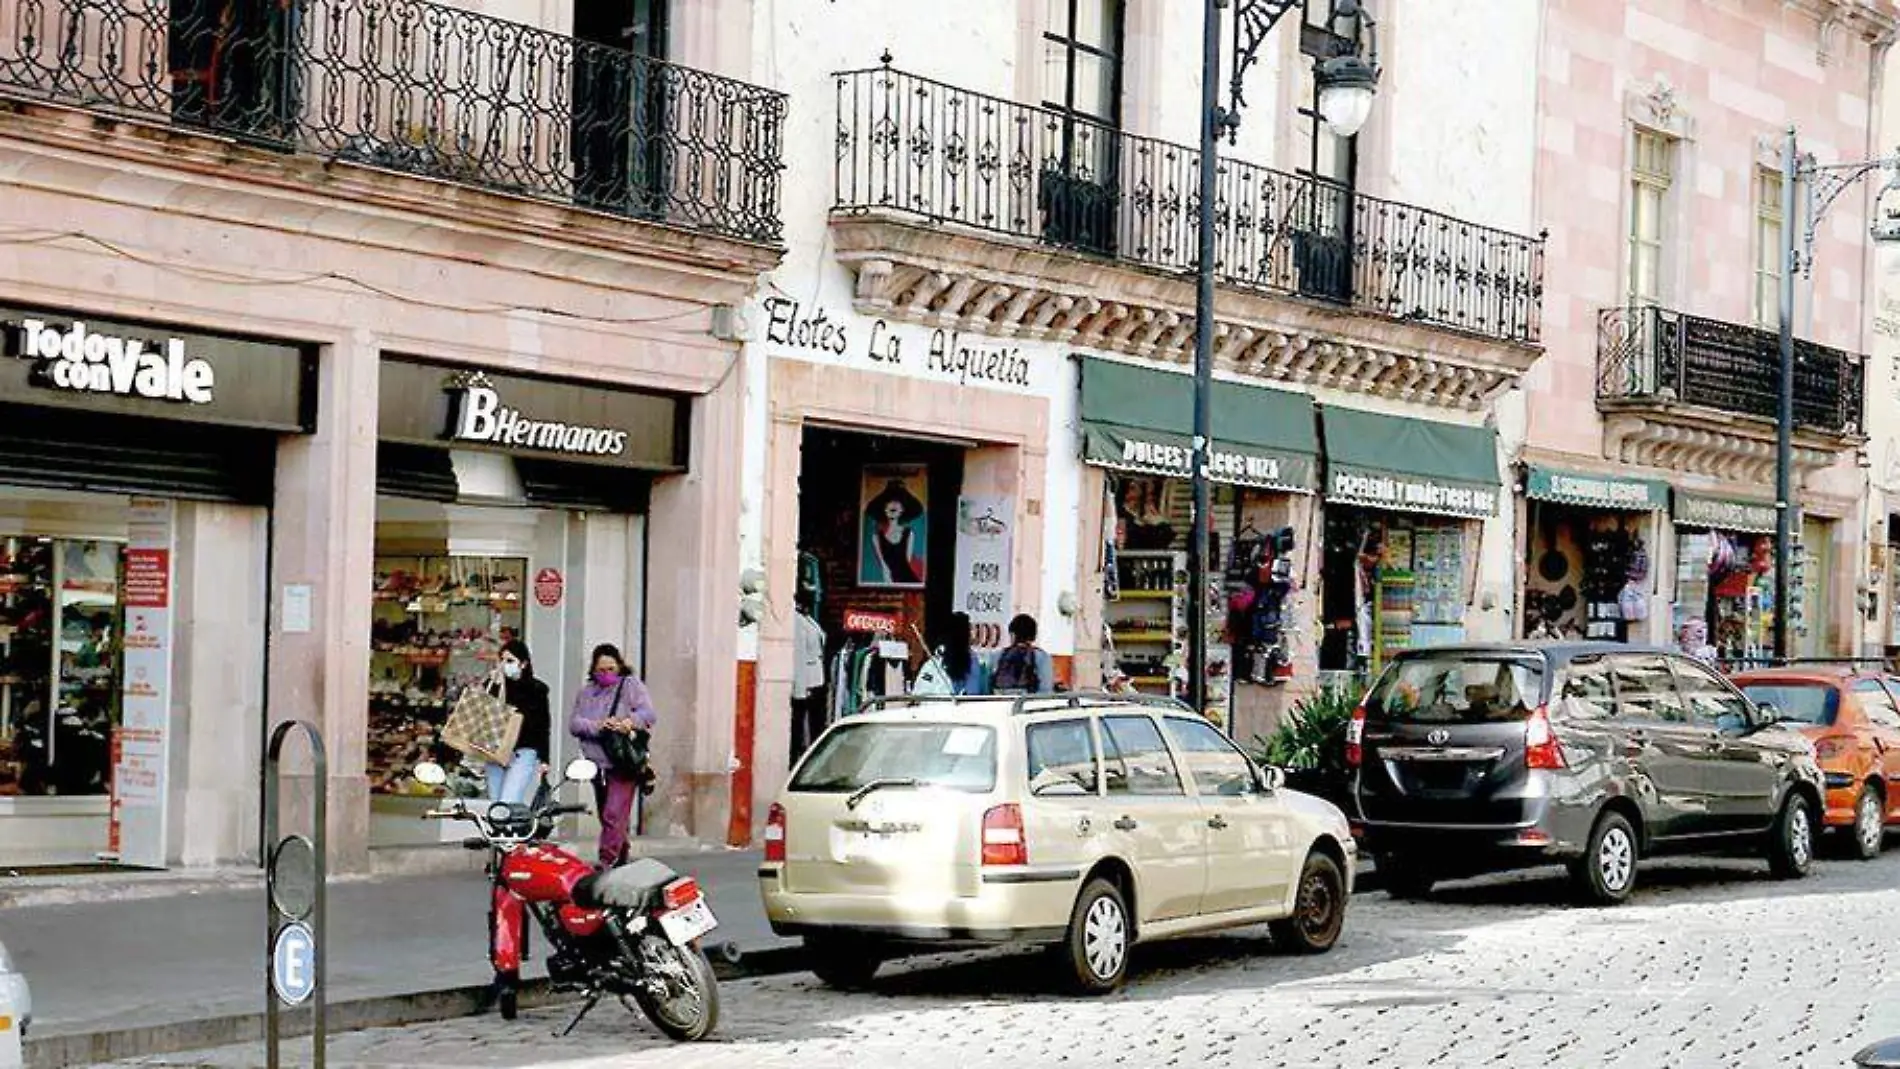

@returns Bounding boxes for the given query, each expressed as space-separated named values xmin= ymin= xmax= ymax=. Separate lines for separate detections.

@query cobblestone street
xmin=126 ymin=851 xmax=1900 ymax=1069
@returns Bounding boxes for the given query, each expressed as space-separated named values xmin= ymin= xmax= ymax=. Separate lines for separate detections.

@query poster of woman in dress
xmin=860 ymin=466 xmax=928 ymax=588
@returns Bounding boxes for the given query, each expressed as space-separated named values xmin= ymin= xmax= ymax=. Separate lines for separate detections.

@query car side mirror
xmin=1258 ymin=765 xmax=1286 ymax=793
xmin=1755 ymin=703 xmax=1781 ymax=727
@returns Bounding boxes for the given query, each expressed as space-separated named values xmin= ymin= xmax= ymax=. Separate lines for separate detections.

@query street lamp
xmin=1187 ymin=0 xmax=1380 ymax=715
xmin=1772 ymin=131 xmax=1900 ymax=662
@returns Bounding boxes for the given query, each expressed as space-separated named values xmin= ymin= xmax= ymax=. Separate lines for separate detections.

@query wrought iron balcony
xmin=833 ymin=64 xmax=1546 ymax=346
xmin=1597 ymin=305 xmax=1865 ymax=438
xmin=0 ymin=0 xmax=787 ymax=243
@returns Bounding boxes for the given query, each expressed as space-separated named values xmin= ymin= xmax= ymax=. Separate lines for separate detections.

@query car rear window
xmin=1366 ymin=655 xmax=1546 ymax=724
xmin=1736 ymin=683 xmax=1837 ymax=727
xmin=790 ymin=721 xmax=998 ymax=793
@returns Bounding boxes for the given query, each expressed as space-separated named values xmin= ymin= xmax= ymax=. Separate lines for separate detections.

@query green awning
xmin=1320 ymin=407 xmax=1501 ymax=519
xmin=1524 ymin=465 xmax=1667 ymax=511
xmin=1674 ymin=492 xmax=1778 ymax=535
xmin=1077 ymin=358 xmax=1318 ymax=492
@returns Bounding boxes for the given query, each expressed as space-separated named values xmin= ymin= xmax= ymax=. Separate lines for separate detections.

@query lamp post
xmin=1772 ymin=130 xmax=1900 ymax=662
xmin=1187 ymin=0 xmax=1380 ymax=714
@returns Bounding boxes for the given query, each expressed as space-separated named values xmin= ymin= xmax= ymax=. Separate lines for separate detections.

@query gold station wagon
xmin=758 ymin=693 xmax=1356 ymax=993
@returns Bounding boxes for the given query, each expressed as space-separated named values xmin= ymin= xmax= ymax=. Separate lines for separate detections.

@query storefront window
xmin=0 ymin=536 xmax=123 ymax=798
xmin=1321 ymin=508 xmax=1472 ymax=674
xmin=1523 ymin=504 xmax=1652 ymax=643
xmin=1674 ymin=529 xmax=1774 ymax=667
xmin=367 ymin=555 xmax=526 ymax=797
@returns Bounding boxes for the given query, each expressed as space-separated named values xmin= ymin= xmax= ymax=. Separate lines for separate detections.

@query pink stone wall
xmin=1528 ymin=0 xmax=1886 ymax=458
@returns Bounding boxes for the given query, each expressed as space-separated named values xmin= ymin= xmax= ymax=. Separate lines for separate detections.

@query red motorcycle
xmin=414 ymin=758 xmax=720 ymax=1041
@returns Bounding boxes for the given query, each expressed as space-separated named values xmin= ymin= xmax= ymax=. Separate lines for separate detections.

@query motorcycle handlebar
xmin=544 ymin=803 xmax=589 ymax=817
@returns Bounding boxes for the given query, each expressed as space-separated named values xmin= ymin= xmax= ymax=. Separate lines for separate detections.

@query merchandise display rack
xmin=1106 ymin=549 xmax=1232 ymax=723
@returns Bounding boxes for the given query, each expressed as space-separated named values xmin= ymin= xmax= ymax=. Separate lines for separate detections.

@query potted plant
xmin=1250 ymin=685 xmax=1359 ymax=811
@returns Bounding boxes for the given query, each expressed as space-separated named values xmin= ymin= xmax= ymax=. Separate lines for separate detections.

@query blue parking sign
xmin=271 ymin=922 xmax=317 ymax=1006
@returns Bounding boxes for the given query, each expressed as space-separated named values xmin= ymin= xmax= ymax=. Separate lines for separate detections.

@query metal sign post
xmin=264 ymin=720 xmax=326 ymax=1069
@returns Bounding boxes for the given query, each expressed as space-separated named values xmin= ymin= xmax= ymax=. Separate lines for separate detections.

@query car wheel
xmin=1569 ymin=811 xmax=1638 ymax=906
xmin=1767 ymin=791 xmax=1817 ymax=879
xmin=1059 ymin=877 xmax=1131 ymax=995
xmin=805 ymin=935 xmax=883 ymax=990
xmin=1852 ymin=786 xmax=1885 ymax=861
xmin=1270 ymin=852 xmax=1347 ymax=954
xmin=1376 ymin=854 xmax=1434 ymax=900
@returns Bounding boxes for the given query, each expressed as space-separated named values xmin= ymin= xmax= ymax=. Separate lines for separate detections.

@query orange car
xmin=1729 ymin=667 xmax=1900 ymax=860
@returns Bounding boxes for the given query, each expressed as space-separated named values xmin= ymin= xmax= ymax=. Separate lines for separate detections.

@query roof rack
xmin=857 ymin=690 xmax=1193 ymax=717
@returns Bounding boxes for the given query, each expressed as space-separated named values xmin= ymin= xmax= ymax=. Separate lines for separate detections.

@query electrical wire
xmin=0 ymin=227 xmax=718 ymax=328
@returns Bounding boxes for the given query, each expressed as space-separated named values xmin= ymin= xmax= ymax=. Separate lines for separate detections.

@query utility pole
xmin=1774 ymin=127 xmax=1797 ymax=663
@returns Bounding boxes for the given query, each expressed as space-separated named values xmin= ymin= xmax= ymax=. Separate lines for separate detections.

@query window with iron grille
xmin=1039 ymin=0 xmax=1124 ymax=254
xmin=1628 ymin=129 xmax=1675 ymax=308
xmin=1292 ymin=0 xmax=1360 ymax=302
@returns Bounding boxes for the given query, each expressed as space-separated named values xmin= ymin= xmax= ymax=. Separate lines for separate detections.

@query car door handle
xmin=1113 ymin=816 xmax=1139 ymax=832
xmin=1207 ymin=815 xmax=1229 ymax=830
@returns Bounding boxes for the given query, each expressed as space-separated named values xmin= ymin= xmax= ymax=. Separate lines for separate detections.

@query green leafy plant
xmin=1250 ymin=685 xmax=1359 ymax=778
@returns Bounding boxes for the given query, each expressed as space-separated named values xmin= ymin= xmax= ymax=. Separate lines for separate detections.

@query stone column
xmin=267 ymin=332 xmax=380 ymax=873
xmin=643 ymin=358 xmax=745 ymax=841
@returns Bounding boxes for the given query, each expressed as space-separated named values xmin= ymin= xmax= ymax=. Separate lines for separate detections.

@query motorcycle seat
xmin=571 ymin=857 xmax=680 ymax=910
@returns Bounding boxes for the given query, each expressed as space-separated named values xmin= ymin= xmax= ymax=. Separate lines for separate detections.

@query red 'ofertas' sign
xmin=841 ymin=610 xmax=899 ymax=634
xmin=123 ymin=549 xmax=170 ymax=609
xmin=533 ymin=568 xmax=564 ymax=608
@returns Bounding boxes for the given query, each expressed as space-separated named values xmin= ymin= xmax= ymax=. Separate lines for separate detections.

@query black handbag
xmin=598 ymin=679 xmax=658 ymax=794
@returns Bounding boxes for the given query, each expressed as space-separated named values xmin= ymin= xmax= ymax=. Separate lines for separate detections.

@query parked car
xmin=1349 ymin=643 xmax=1825 ymax=905
xmin=1729 ymin=666 xmax=1900 ymax=860
xmin=0 ymin=934 xmax=28 ymax=1048
xmin=759 ymin=693 xmax=1356 ymax=994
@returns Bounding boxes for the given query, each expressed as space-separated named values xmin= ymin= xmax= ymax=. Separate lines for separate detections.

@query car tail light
xmin=764 ymin=803 xmax=787 ymax=863
xmin=981 ymin=804 xmax=1028 ymax=867
xmin=1345 ymin=704 xmax=1367 ymax=768
xmin=662 ymin=877 xmax=701 ymax=911
xmin=1814 ymin=736 xmax=1851 ymax=761
xmin=1525 ymin=707 xmax=1565 ymax=770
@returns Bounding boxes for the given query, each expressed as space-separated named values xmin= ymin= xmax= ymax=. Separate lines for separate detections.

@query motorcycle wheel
xmin=622 ymin=934 xmax=720 ymax=1042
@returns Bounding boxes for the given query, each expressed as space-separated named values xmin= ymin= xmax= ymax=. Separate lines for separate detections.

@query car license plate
xmin=657 ymin=897 xmax=718 ymax=947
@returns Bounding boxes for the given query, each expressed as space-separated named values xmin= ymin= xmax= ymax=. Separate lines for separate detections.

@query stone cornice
xmin=1600 ymin=403 xmax=1861 ymax=486
xmin=830 ymin=214 xmax=1541 ymax=412
xmin=0 ymin=98 xmax=784 ymax=304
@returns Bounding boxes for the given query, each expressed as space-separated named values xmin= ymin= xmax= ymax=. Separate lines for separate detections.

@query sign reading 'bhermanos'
xmin=447 ymin=382 xmax=630 ymax=457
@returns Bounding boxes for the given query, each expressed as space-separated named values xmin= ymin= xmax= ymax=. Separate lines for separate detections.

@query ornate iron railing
xmin=1596 ymin=305 xmax=1865 ymax=437
xmin=833 ymin=64 xmax=1546 ymax=345
xmin=0 ymin=0 xmax=786 ymax=243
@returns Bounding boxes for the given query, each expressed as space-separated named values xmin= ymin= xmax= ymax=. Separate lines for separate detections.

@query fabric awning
xmin=1524 ymin=465 xmax=1667 ymax=511
xmin=1319 ymin=406 xmax=1501 ymax=519
xmin=1077 ymin=358 xmax=1318 ymax=492
xmin=1674 ymin=492 xmax=1778 ymax=535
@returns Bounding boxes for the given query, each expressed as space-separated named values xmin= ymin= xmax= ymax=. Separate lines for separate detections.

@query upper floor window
xmin=1628 ymin=129 xmax=1675 ymax=307
xmin=1297 ymin=0 xmax=1360 ymax=192
xmin=1754 ymin=168 xmax=1785 ymax=328
xmin=1042 ymin=1 xmax=1124 ymax=149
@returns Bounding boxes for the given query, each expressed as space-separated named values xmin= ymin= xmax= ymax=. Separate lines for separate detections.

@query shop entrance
xmin=1523 ymin=502 xmax=1653 ymax=643
xmin=368 ymin=448 xmax=649 ymax=848
xmin=789 ymin=427 xmax=964 ymax=758
xmin=1319 ymin=506 xmax=1476 ymax=678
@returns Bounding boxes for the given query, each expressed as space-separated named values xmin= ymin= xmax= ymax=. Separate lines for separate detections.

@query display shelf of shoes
xmin=0 ymin=538 xmax=54 ymax=798
xmin=367 ymin=555 xmax=526 ymax=798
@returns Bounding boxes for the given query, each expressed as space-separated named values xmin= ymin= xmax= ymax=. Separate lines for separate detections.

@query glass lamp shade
xmin=1315 ymin=56 xmax=1378 ymax=138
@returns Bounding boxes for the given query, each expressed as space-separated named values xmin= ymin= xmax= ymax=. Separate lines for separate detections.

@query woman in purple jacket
xmin=568 ymin=643 xmax=656 ymax=868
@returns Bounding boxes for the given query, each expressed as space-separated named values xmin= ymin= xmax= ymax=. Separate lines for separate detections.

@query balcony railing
xmin=832 ymin=64 xmax=1546 ymax=345
xmin=1596 ymin=305 xmax=1866 ymax=437
xmin=0 ymin=0 xmax=787 ymax=243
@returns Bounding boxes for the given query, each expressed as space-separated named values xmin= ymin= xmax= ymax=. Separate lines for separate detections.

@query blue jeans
xmin=486 ymin=748 xmax=540 ymax=805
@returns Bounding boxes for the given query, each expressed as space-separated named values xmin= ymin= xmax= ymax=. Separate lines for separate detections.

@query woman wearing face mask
xmin=486 ymin=640 xmax=552 ymax=805
xmin=568 ymin=643 xmax=657 ymax=868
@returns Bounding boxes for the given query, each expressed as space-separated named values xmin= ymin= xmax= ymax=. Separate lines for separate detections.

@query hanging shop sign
xmin=952 ymin=496 xmax=1015 ymax=650
xmin=378 ymin=357 xmax=686 ymax=471
xmin=0 ymin=305 xmax=313 ymax=430
xmin=1674 ymin=492 xmax=1778 ymax=535
xmin=1319 ymin=407 xmax=1501 ymax=520
xmin=1523 ymin=465 xmax=1667 ymax=512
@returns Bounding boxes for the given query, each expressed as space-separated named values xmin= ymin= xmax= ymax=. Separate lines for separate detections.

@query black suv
xmin=1348 ymin=642 xmax=1825 ymax=904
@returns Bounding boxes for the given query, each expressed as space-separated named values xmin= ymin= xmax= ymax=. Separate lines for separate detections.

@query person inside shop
xmin=569 ymin=643 xmax=657 ymax=869
xmin=992 ymin=613 xmax=1058 ymax=695
xmin=941 ymin=611 xmax=992 ymax=696
xmin=864 ymin=478 xmax=927 ymax=585
xmin=487 ymin=639 xmax=551 ymax=806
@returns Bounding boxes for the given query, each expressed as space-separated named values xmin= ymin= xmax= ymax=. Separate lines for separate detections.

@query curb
xmin=23 ymin=941 xmax=807 ymax=1068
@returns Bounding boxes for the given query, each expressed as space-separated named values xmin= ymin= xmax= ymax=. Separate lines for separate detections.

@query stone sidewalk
xmin=1 ymin=846 xmax=781 ymax=1065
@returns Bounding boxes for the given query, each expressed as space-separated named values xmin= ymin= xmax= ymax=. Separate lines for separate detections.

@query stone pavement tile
xmin=110 ymin=853 xmax=1900 ymax=1069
